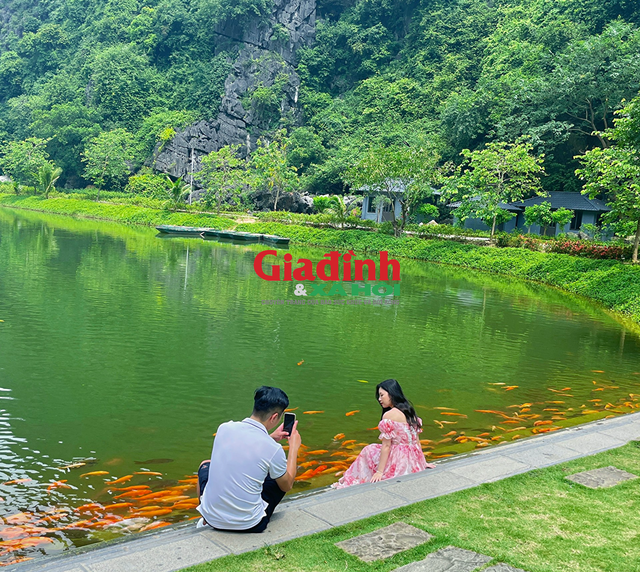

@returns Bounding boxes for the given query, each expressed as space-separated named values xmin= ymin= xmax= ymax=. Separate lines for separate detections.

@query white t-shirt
xmin=197 ymin=418 xmax=288 ymax=530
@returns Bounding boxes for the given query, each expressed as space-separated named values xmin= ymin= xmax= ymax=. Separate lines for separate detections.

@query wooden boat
xmin=201 ymin=229 xmax=223 ymax=238
xmin=216 ymin=230 xmax=239 ymax=239
xmin=232 ymin=232 xmax=262 ymax=242
xmin=261 ymin=234 xmax=291 ymax=245
xmin=156 ymin=225 xmax=213 ymax=235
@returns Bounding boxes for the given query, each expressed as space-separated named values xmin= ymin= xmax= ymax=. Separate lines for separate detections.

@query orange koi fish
xmin=433 ymin=407 xmax=457 ymax=410
xmin=320 ymin=466 xmax=342 ymax=475
xmin=345 ymin=410 xmax=360 ymax=416
xmin=133 ymin=472 xmax=163 ymax=476
xmin=591 ymin=370 xmax=605 ymax=373
xmin=441 ymin=412 xmax=467 ymax=417
xmin=307 ymin=450 xmax=329 ymax=455
xmin=506 ymin=426 xmax=527 ymax=432
xmin=437 ymin=437 xmax=452 ymax=444
xmin=419 ymin=439 xmax=434 ymax=444
xmin=357 ymin=380 xmax=369 ymax=383
xmin=80 ymin=471 xmax=109 ymax=478
xmin=113 ymin=490 xmax=151 ymax=500
xmin=546 ymin=401 xmax=565 ymax=404
xmin=533 ymin=420 xmax=553 ymax=426
xmin=303 ymin=411 xmax=324 ymax=414
xmin=112 ymin=485 xmax=151 ymax=491
xmin=511 ymin=435 xmax=522 ymax=440
xmin=504 ymin=386 xmax=519 ymax=391
xmin=330 ymin=451 xmax=351 ymax=458
xmin=104 ymin=503 xmax=133 ymax=510
xmin=443 ymin=431 xmax=457 ymax=437
xmin=311 ymin=465 xmax=328 ymax=476
xmin=136 ymin=491 xmax=175 ymax=501
xmin=284 ymin=408 xmax=298 ymax=412
xmin=47 ymin=480 xmax=71 ymax=492
xmin=140 ymin=521 xmax=170 ymax=532
xmin=432 ymin=454 xmax=454 ymax=458
xmin=130 ymin=508 xmax=173 ymax=518
xmin=297 ymin=360 xmax=304 ymax=366
xmin=477 ymin=433 xmax=490 ymax=437
xmin=434 ymin=420 xmax=444 ymax=429
xmin=341 ymin=440 xmax=357 ymax=446
xmin=76 ymin=503 xmax=103 ymax=512
xmin=2 ymin=479 xmax=31 ymax=486
xmin=106 ymin=475 xmax=133 ymax=485
xmin=333 ymin=433 xmax=345 ymax=440
xmin=298 ymin=461 xmax=318 ymax=468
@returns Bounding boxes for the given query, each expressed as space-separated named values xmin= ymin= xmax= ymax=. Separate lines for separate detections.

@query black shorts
xmin=197 ymin=462 xmax=284 ymax=533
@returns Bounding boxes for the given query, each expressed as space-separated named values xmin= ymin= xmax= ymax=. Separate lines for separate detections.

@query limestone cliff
xmin=153 ymin=0 xmax=316 ymax=189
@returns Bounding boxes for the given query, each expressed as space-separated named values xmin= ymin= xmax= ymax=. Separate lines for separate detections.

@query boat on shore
xmin=261 ymin=234 xmax=291 ymax=246
xmin=156 ymin=225 xmax=214 ymax=235
xmin=232 ymin=232 xmax=263 ymax=242
xmin=201 ymin=229 xmax=222 ymax=238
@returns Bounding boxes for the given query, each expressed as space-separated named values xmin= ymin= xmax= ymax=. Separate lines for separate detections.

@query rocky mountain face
xmin=153 ymin=0 xmax=316 ymax=204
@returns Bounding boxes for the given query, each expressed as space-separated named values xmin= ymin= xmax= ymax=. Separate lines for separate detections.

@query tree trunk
xmin=491 ymin=215 xmax=497 ymax=242
xmin=633 ymin=219 xmax=640 ymax=264
xmin=273 ymin=187 xmax=280 ymax=211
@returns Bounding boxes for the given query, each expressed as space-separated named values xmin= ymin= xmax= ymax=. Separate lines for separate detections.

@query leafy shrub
xmin=549 ymin=240 xmax=632 ymax=260
xmin=125 ymin=173 xmax=171 ymax=197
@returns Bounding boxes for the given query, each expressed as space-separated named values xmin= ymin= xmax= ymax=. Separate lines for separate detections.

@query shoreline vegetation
xmin=1 ymin=193 xmax=639 ymax=325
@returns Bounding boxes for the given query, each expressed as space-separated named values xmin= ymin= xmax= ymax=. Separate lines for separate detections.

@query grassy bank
xmin=186 ymin=442 xmax=640 ymax=572
xmin=0 ymin=194 xmax=235 ymax=229
xmin=1 ymin=194 xmax=639 ymax=324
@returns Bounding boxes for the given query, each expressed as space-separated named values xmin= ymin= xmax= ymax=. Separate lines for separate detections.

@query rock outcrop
xmin=153 ymin=0 xmax=316 ymax=197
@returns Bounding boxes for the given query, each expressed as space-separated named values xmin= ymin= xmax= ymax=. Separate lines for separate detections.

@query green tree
xmin=197 ymin=145 xmax=247 ymax=213
xmin=523 ymin=202 xmax=574 ymax=235
xmin=576 ymin=94 xmax=640 ymax=263
xmin=0 ymin=137 xmax=51 ymax=188
xmin=346 ymin=143 xmax=439 ymax=236
xmin=250 ymin=131 xmax=299 ymax=211
xmin=577 ymin=146 xmax=640 ymax=263
xmin=446 ymin=141 xmax=546 ymax=242
xmin=37 ymin=163 xmax=62 ymax=198
xmin=164 ymin=176 xmax=190 ymax=211
xmin=82 ymin=129 xmax=135 ymax=199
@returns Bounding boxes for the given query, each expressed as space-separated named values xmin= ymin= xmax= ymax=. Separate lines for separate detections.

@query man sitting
xmin=196 ymin=386 xmax=301 ymax=532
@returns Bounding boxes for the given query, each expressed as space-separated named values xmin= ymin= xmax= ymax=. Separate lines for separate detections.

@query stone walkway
xmin=14 ymin=411 xmax=640 ymax=572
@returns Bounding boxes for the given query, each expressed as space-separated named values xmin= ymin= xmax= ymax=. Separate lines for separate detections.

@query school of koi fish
xmin=1 ymin=371 xmax=638 ymax=566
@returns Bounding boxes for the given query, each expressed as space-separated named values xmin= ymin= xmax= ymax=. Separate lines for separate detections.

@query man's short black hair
xmin=253 ymin=386 xmax=289 ymax=420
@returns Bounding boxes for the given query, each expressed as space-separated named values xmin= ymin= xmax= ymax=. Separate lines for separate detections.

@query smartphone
xmin=283 ymin=412 xmax=296 ymax=436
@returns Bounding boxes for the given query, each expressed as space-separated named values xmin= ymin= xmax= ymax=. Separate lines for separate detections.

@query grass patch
xmin=0 ymin=193 xmax=234 ymax=230
xmin=185 ymin=442 xmax=640 ymax=572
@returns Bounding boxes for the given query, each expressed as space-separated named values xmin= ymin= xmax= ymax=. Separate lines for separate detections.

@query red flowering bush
xmin=549 ymin=240 xmax=631 ymax=260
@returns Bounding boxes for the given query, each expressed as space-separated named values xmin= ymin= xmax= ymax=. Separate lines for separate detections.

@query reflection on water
xmin=0 ymin=207 xmax=640 ymax=563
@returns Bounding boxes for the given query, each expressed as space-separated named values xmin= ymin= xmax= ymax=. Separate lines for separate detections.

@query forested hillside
xmin=1 ymin=0 xmax=640 ymax=193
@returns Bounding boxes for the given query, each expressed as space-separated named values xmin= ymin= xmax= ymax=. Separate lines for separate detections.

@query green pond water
xmin=1 ymin=206 xmax=640 ymax=557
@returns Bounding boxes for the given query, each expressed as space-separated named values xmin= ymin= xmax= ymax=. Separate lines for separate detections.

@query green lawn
xmin=186 ymin=442 xmax=640 ymax=572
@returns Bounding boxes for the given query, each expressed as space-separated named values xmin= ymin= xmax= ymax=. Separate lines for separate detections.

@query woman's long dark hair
xmin=376 ymin=379 xmax=421 ymax=430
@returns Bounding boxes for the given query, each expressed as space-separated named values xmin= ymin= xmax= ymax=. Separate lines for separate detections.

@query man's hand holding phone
xmin=287 ymin=420 xmax=301 ymax=450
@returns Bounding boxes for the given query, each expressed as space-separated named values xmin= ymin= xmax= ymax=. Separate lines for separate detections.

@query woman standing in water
xmin=332 ymin=379 xmax=435 ymax=489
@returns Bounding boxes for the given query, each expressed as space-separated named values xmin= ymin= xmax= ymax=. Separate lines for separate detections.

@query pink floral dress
xmin=331 ymin=418 xmax=429 ymax=489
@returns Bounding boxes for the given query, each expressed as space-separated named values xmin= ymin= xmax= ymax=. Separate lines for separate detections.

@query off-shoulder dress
xmin=331 ymin=418 xmax=429 ymax=489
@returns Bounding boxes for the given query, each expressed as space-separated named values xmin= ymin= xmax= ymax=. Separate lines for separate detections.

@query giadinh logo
xmin=254 ymin=250 xmax=401 ymax=297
